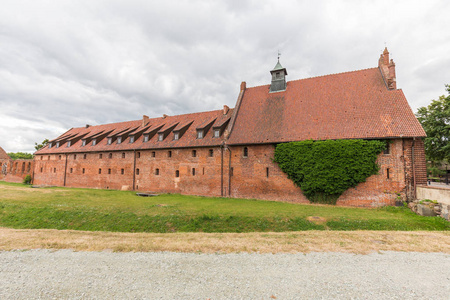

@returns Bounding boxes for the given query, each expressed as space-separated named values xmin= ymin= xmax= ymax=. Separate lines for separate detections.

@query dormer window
xmin=197 ymin=130 xmax=203 ymax=139
xmin=144 ymin=135 xmax=149 ymax=142
xmin=129 ymin=136 xmax=135 ymax=143
xmin=48 ymin=143 xmax=52 ymax=148
xmin=82 ymin=140 xmax=86 ymax=147
xmin=158 ymin=133 xmax=164 ymax=141
xmin=67 ymin=141 xmax=71 ymax=147
xmin=107 ymin=138 xmax=112 ymax=145
xmin=214 ymin=129 xmax=220 ymax=138
xmin=117 ymin=137 xmax=122 ymax=144
xmin=174 ymin=132 xmax=179 ymax=140
xmin=56 ymin=142 xmax=60 ymax=148
xmin=92 ymin=139 xmax=96 ymax=146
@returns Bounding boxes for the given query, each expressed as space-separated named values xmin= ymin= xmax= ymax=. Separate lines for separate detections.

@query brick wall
xmin=0 ymin=159 xmax=34 ymax=183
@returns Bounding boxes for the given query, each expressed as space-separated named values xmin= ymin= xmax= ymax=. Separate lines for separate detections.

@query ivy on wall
xmin=273 ymin=139 xmax=386 ymax=204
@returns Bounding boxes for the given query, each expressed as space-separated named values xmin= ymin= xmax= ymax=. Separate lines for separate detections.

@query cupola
xmin=269 ymin=57 xmax=288 ymax=92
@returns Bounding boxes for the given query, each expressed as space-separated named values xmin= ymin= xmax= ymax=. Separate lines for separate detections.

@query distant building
xmin=32 ymin=48 xmax=426 ymax=206
xmin=0 ymin=146 xmax=34 ymax=183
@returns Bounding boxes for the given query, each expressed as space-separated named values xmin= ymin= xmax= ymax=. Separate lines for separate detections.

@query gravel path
xmin=1 ymin=250 xmax=449 ymax=299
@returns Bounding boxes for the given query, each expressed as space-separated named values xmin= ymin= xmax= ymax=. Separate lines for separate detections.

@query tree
xmin=416 ymin=85 xmax=450 ymax=163
xmin=34 ymin=138 xmax=49 ymax=151
xmin=7 ymin=152 xmax=34 ymax=160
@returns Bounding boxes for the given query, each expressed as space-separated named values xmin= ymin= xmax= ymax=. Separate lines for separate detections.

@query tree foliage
xmin=273 ymin=139 xmax=386 ymax=204
xmin=7 ymin=152 xmax=34 ymax=160
xmin=416 ymin=85 xmax=450 ymax=162
xmin=34 ymin=138 xmax=49 ymax=151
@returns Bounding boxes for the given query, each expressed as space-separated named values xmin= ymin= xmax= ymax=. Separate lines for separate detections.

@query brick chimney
xmin=378 ymin=47 xmax=396 ymax=90
xmin=223 ymin=105 xmax=229 ymax=115
xmin=240 ymin=81 xmax=246 ymax=91
xmin=142 ymin=115 xmax=149 ymax=126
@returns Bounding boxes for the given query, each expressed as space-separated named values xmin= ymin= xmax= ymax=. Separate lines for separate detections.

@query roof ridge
xmin=246 ymin=67 xmax=379 ymax=90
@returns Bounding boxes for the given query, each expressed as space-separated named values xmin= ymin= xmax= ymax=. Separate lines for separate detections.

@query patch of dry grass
xmin=1 ymin=227 xmax=449 ymax=254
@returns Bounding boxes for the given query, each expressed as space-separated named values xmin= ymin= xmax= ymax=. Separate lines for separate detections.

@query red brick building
xmin=0 ymin=146 xmax=34 ymax=183
xmin=32 ymin=48 xmax=426 ymax=206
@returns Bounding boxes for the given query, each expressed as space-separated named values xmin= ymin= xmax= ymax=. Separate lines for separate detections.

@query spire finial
xmin=277 ymin=50 xmax=281 ymax=62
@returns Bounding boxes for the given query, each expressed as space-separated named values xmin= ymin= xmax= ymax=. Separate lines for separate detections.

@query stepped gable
xmin=227 ymin=67 xmax=426 ymax=145
xmin=35 ymin=108 xmax=234 ymax=154
xmin=0 ymin=146 xmax=10 ymax=159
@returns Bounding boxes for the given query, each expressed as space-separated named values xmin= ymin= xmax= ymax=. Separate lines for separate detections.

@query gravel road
xmin=0 ymin=250 xmax=449 ymax=299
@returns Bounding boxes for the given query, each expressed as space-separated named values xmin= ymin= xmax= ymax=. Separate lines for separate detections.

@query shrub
xmin=274 ymin=139 xmax=386 ymax=204
xmin=23 ymin=175 xmax=32 ymax=185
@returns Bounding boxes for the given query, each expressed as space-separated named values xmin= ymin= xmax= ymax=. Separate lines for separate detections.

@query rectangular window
xmin=67 ymin=141 xmax=71 ymax=147
xmin=92 ymin=139 xmax=96 ymax=146
xmin=53 ymin=168 xmax=56 ymax=173
xmin=121 ymin=168 xmax=124 ymax=175
xmin=214 ymin=129 xmax=220 ymax=138
xmin=197 ymin=130 xmax=203 ymax=139
xmin=117 ymin=137 xmax=122 ymax=144
xmin=151 ymin=151 xmax=156 ymax=157
xmin=174 ymin=132 xmax=179 ymax=140
xmin=99 ymin=168 xmax=102 ymax=174
xmin=383 ymin=142 xmax=390 ymax=155
xmin=109 ymin=153 xmax=112 ymax=159
xmin=136 ymin=168 xmax=140 ymax=175
xmin=155 ymin=168 xmax=160 ymax=175
xmin=74 ymin=154 xmax=77 ymax=160
xmin=122 ymin=152 xmax=125 ymax=158
xmin=40 ymin=167 xmax=43 ymax=173
xmin=83 ymin=154 xmax=87 ymax=159
xmin=82 ymin=168 xmax=85 ymax=174
xmin=158 ymin=133 xmax=164 ymax=141
xmin=387 ymin=168 xmax=390 ymax=179
xmin=70 ymin=168 xmax=73 ymax=173
xmin=137 ymin=152 xmax=140 ymax=158
xmin=266 ymin=167 xmax=269 ymax=178
xmin=59 ymin=155 xmax=62 ymax=160
xmin=168 ymin=151 xmax=172 ymax=158
xmin=82 ymin=140 xmax=86 ymax=147
xmin=48 ymin=143 xmax=52 ymax=148
xmin=209 ymin=149 xmax=214 ymax=157
xmin=192 ymin=150 xmax=197 ymax=157
xmin=107 ymin=138 xmax=112 ymax=145
xmin=129 ymin=136 xmax=135 ymax=143
xmin=144 ymin=135 xmax=149 ymax=142
xmin=99 ymin=153 xmax=103 ymax=159
xmin=192 ymin=168 xmax=196 ymax=176
xmin=56 ymin=142 xmax=60 ymax=148
xmin=175 ymin=170 xmax=180 ymax=177
xmin=108 ymin=169 xmax=111 ymax=174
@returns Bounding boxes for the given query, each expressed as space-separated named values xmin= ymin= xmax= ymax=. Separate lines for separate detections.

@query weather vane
xmin=277 ymin=50 xmax=281 ymax=61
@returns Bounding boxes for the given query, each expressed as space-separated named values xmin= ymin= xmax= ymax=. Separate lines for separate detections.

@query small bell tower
xmin=270 ymin=52 xmax=288 ymax=92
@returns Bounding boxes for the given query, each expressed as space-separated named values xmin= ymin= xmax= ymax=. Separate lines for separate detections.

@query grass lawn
xmin=1 ymin=181 xmax=449 ymax=233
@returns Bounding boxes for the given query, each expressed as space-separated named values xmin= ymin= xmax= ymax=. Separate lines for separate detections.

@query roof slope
xmin=227 ymin=68 xmax=425 ymax=145
xmin=0 ymin=146 xmax=10 ymax=159
xmin=36 ymin=109 xmax=233 ymax=154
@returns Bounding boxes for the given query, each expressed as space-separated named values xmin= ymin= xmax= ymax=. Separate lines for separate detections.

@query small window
xmin=144 ymin=135 xmax=149 ymax=142
xmin=109 ymin=153 xmax=112 ymax=159
xmin=67 ymin=141 xmax=71 ymax=147
xmin=107 ymin=138 xmax=112 ymax=145
xmin=41 ymin=156 xmax=43 ymax=160
xmin=121 ymin=168 xmax=124 ymax=175
xmin=209 ymin=149 xmax=214 ymax=157
xmin=137 ymin=152 xmax=140 ymax=158
xmin=168 ymin=151 xmax=172 ymax=158
xmin=383 ymin=142 xmax=390 ymax=155
xmin=83 ymin=154 xmax=87 ymax=159
xmin=243 ymin=147 xmax=248 ymax=158
xmin=276 ymin=71 xmax=281 ymax=79
xmin=48 ymin=156 xmax=50 ymax=160
xmin=192 ymin=168 xmax=196 ymax=176
xmin=92 ymin=139 xmax=96 ymax=146
xmin=197 ymin=130 xmax=203 ymax=139
xmin=174 ymin=132 xmax=179 ymax=140
xmin=136 ymin=168 xmax=140 ymax=175
xmin=266 ymin=167 xmax=269 ymax=178
xmin=387 ymin=168 xmax=390 ymax=179
xmin=117 ymin=137 xmax=122 ymax=144
xmin=48 ymin=143 xmax=52 ymax=148
xmin=108 ymin=168 xmax=111 ymax=174
xmin=82 ymin=168 xmax=85 ymax=174
xmin=192 ymin=150 xmax=197 ymax=157
xmin=82 ymin=140 xmax=86 ymax=147
xmin=122 ymin=152 xmax=125 ymax=158
xmin=129 ymin=136 xmax=135 ymax=143
xmin=53 ymin=168 xmax=56 ymax=173
xmin=70 ymin=168 xmax=73 ymax=173
xmin=58 ymin=155 xmax=61 ymax=160
xmin=155 ymin=168 xmax=160 ymax=175
xmin=151 ymin=151 xmax=156 ymax=157
xmin=158 ymin=133 xmax=164 ymax=141
xmin=99 ymin=168 xmax=102 ymax=174
xmin=99 ymin=153 xmax=103 ymax=159
xmin=40 ymin=167 xmax=43 ymax=173
xmin=175 ymin=170 xmax=180 ymax=177
xmin=214 ymin=129 xmax=220 ymax=138
xmin=56 ymin=142 xmax=60 ymax=148
xmin=74 ymin=154 xmax=77 ymax=160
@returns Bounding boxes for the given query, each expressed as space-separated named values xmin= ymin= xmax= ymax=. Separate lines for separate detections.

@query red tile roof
xmin=0 ymin=146 xmax=10 ymax=159
xmin=35 ymin=109 xmax=234 ymax=154
xmin=227 ymin=68 xmax=426 ymax=145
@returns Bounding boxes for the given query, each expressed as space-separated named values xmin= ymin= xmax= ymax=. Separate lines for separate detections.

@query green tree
xmin=7 ymin=152 xmax=34 ymax=160
xmin=34 ymin=138 xmax=49 ymax=151
xmin=416 ymin=85 xmax=450 ymax=162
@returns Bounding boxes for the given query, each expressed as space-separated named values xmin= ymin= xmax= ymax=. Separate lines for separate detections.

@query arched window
xmin=175 ymin=170 xmax=180 ymax=177
xmin=155 ymin=168 xmax=160 ymax=175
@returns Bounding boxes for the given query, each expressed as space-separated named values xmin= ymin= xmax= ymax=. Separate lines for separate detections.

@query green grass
xmin=1 ymin=181 xmax=449 ymax=232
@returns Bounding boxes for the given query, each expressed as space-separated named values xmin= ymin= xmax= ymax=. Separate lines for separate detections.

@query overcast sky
xmin=1 ymin=0 xmax=449 ymax=153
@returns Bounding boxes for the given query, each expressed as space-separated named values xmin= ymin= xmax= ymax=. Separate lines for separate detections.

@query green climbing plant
xmin=273 ymin=139 xmax=386 ymax=204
